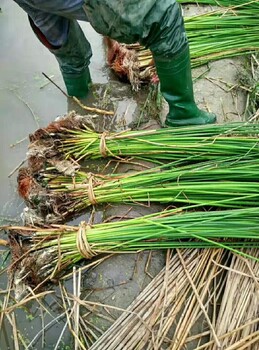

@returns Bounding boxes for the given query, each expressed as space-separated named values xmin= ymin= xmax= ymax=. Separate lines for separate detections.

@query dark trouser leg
xmin=13 ymin=0 xmax=92 ymax=97
xmin=142 ymin=1 xmax=216 ymax=126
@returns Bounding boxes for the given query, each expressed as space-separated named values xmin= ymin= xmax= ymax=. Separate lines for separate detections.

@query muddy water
xmin=0 ymin=2 xmax=164 ymax=349
xmin=0 ymin=0 xmax=105 ymax=219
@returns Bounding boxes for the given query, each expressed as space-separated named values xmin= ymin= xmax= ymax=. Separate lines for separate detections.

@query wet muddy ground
xmin=0 ymin=1 xmax=250 ymax=349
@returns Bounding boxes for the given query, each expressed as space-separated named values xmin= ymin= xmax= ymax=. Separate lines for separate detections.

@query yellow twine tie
xmin=87 ymin=173 xmax=98 ymax=205
xmin=76 ymin=221 xmax=97 ymax=259
xmin=99 ymin=132 xmax=108 ymax=157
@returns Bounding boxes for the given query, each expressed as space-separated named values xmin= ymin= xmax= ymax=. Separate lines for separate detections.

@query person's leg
xmin=13 ymin=0 xmax=92 ymax=97
xmin=82 ymin=0 xmax=216 ymax=126
xmin=141 ymin=1 xmax=216 ymax=126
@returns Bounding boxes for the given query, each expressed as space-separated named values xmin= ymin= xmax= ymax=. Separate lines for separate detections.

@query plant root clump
xmin=104 ymin=37 xmax=157 ymax=91
xmin=8 ymin=231 xmax=58 ymax=299
xmin=18 ymin=110 xmax=105 ymax=224
xmin=17 ymin=167 xmax=42 ymax=200
xmin=21 ymin=207 xmax=59 ymax=226
xmin=29 ymin=111 xmax=86 ymax=143
xmin=17 ymin=167 xmax=76 ymax=224
xmin=27 ymin=112 xmax=88 ymax=176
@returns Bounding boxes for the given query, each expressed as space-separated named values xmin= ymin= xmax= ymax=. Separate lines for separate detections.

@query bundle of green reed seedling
xmin=35 ymin=157 xmax=259 ymax=221
xmin=106 ymin=0 xmax=259 ymax=87
xmin=7 ymin=206 xmax=259 ymax=282
xmin=179 ymin=0 xmax=256 ymax=7
xmin=185 ymin=1 xmax=259 ymax=67
xmin=60 ymin=122 xmax=259 ymax=162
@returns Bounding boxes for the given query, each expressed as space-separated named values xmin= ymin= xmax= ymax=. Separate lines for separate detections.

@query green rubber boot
xmin=29 ymin=17 xmax=92 ymax=98
xmin=62 ymin=68 xmax=91 ymax=98
xmin=51 ymin=20 xmax=92 ymax=98
xmin=154 ymin=45 xmax=216 ymax=127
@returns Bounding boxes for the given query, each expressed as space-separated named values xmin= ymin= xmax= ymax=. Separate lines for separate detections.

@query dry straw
xmin=90 ymin=248 xmax=259 ymax=349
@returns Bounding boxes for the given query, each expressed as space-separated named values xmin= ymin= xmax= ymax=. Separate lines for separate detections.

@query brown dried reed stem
xmin=90 ymin=249 xmax=226 ymax=350
xmin=209 ymin=249 xmax=259 ymax=350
